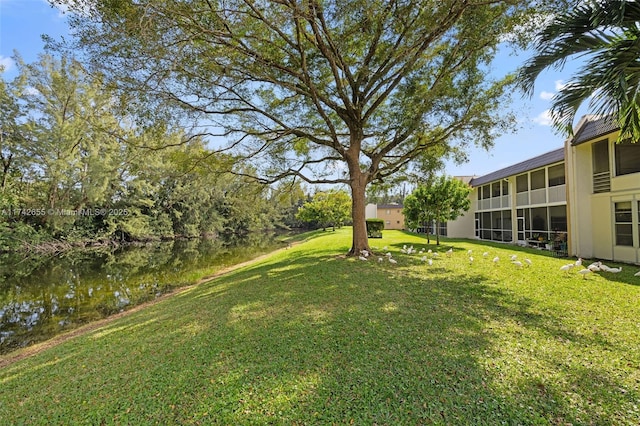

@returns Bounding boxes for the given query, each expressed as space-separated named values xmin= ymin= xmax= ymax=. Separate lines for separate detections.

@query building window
xmin=475 ymin=209 xmax=511 ymax=242
xmin=615 ymin=139 xmax=640 ymax=176
xmin=593 ymin=139 xmax=610 ymax=173
xmin=502 ymin=180 xmax=509 ymax=196
xmin=516 ymin=174 xmax=528 ymax=193
xmin=491 ymin=182 xmax=501 ymax=198
xmin=614 ymin=201 xmax=633 ymax=246
xmin=548 ymin=164 xmax=565 ymax=186
xmin=530 ymin=169 xmax=545 ymax=190
xmin=549 ymin=205 xmax=567 ymax=232
xmin=592 ymin=139 xmax=611 ymax=193
xmin=482 ymin=185 xmax=490 ymax=199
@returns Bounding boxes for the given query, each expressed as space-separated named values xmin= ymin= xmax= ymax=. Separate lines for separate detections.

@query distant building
xmin=365 ymin=203 xmax=405 ymax=230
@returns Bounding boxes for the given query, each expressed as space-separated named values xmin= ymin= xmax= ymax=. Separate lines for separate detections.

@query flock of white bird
xmin=558 ymin=257 xmax=639 ymax=279
xmin=357 ymin=244 xmax=640 ymax=279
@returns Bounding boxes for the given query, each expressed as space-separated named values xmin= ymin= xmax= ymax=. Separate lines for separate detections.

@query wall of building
xmin=365 ymin=204 xmax=378 ymax=219
xmin=446 ymin=209 xmax=475 ymax=239
xmin=378 ymin=205 xmax=405 ymax=230
xmin=568 ymin=140 xmax=596 ymax=258
xmin=568 ymin=129 xmax=640 ymax=264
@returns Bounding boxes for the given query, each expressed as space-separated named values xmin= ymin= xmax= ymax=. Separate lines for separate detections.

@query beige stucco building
xmin=451 ymin=148 xmax=568 ymax=251
xmin=447 ymin=114 xmax=640 ymax=264
xmin=365 ymin=203 xmax=405 ymax=230
xmin=566 ymin=115 xmax=640 ymax=264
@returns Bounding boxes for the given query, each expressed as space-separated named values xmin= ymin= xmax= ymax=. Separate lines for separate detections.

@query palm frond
xmin=517 ymin=0 xmax=640 ymax=139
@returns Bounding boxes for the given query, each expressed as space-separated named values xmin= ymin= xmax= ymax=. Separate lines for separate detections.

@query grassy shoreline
xmin=1 ymin=228 xmax=639 ymax=424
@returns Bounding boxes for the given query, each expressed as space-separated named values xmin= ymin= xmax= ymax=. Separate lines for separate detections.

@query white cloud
xmin=533 ymin=110 xmax=553 ymax=126
xmin=554 ymin=80 xmax=567 ymax=91
xmin=540 ymin=91 xmax=555 ymax=100
xmin=0 ymin=56 xmax=14 ymax=73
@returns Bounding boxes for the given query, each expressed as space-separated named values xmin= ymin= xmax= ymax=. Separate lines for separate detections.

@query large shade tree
xmin=51 ymin=0 xmax=560 ymax=255
xmin=518 ymin=0 xmax=640 ymax=140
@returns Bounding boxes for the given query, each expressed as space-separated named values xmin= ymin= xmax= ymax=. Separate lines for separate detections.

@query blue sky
xmin=1 ymin=0 xmax=586 ymax=178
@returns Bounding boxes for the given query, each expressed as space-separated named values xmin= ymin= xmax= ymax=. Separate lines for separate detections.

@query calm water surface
xmin=0 ymin=235 xmax=284 ymax=354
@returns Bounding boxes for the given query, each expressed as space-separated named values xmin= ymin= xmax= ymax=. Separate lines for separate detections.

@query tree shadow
xmin=1 ymin=247 xmax=639 ymax=424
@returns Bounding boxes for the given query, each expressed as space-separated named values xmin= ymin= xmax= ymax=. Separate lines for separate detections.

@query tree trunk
xmin=349 ymin=179 xmax=370 ymax=256
xmin=1 ymin=153 xmax=12 ymax=190
xmin=425 ymin=222 xmax=430 ymax=244
xmin=347 ymin=167 xmax=371 ymax=256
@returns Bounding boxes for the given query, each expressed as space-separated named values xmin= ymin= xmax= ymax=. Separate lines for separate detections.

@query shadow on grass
xmin=1 ymin=243 xmax=639 ymax=425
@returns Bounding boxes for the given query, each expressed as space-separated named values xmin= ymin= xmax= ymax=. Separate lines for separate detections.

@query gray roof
xmin=469 ymin=148 xmax=565 ymax=187
xmin=572 ymin=114 xmax=619 ymax=145
xmin=454 ymin=175 xmax=475 ymax=185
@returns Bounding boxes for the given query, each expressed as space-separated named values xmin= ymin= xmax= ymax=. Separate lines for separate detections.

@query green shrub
xmin=366 ymin=218 xmax=384 ymax=238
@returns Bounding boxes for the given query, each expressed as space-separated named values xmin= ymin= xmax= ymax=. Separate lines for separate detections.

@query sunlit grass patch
xmin=1 ymin=227 xmax=639 ymax=424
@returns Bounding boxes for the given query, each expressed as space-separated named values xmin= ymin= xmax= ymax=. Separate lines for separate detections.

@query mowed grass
xmin=1 ymin=228 xmax=639 ymax=425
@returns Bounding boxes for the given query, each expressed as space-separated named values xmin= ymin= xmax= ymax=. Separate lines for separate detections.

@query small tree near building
xmin=296 ymin=190 xmax=351 ymax=231
xmin=403 ymin=176 xmax=472 ymax=245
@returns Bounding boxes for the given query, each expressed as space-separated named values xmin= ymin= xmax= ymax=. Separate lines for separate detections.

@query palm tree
xmin=518 ymin=0 xmax=640 ymax=141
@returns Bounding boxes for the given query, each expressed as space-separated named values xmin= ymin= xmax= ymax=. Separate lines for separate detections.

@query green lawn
xmin=1 ymin=228 xmax=639 ymax=425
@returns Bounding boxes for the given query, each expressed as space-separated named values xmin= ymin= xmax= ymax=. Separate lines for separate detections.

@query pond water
xmin=0 ymin=234 xmax=284 ymax=354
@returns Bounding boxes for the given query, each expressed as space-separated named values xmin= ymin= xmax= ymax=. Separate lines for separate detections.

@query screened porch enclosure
xmin=474 ymin=205 xmax=567 ymax=245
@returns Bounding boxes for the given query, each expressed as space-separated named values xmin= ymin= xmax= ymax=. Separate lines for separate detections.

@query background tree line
xmin=0 ymin=53 xmax=310 ymax=251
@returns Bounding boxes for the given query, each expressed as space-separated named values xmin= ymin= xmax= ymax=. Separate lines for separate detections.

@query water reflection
xmin=0 ymin=235 xmax=282 ymax=354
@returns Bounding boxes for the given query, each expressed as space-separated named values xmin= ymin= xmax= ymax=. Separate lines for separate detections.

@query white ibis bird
xmin=524 ymin=258 xmax=532 ymax=267
xmin=389 ymin=258 xmax=397 ymax=265
xmin=469 ymin=256 xmax=474 ymax=264
xmin=608 ymin=266 xmax=622 ymax=273
xmin=560 ymin=264 xmax=575 ymax=273
xmin=446 ymin=248 xmax=453 ymax=257
xmin=575 ymin=257 xmax=583 ymax=267
xmin=634 ymin=270 xmax=640 ymax=277
xmin=510 ymin=254 xmax=518 ymax=261
xmin=512 ymin=260 xmax=523 ymax=268
xmin=588 ymin=262 xmax=602 ymax=272
xmin=483 ymin=252 xmax=489 ymax=258
xmin=421 ymin=256 xmax=427 ymax=262
xmin=428 ymin=258 xmax=433 ymax=266
xmin=359 ymin=256 xmax=368 ymax=261
xmin=578 ymin=268 xmax=592 ymax=279
xmin=493 ymin=256 xmax=499 ymax=264
xmin=378 ymin=257 xmax=384 ymax=263
xmin=467 ymin=249 xmax=473 ymax=255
